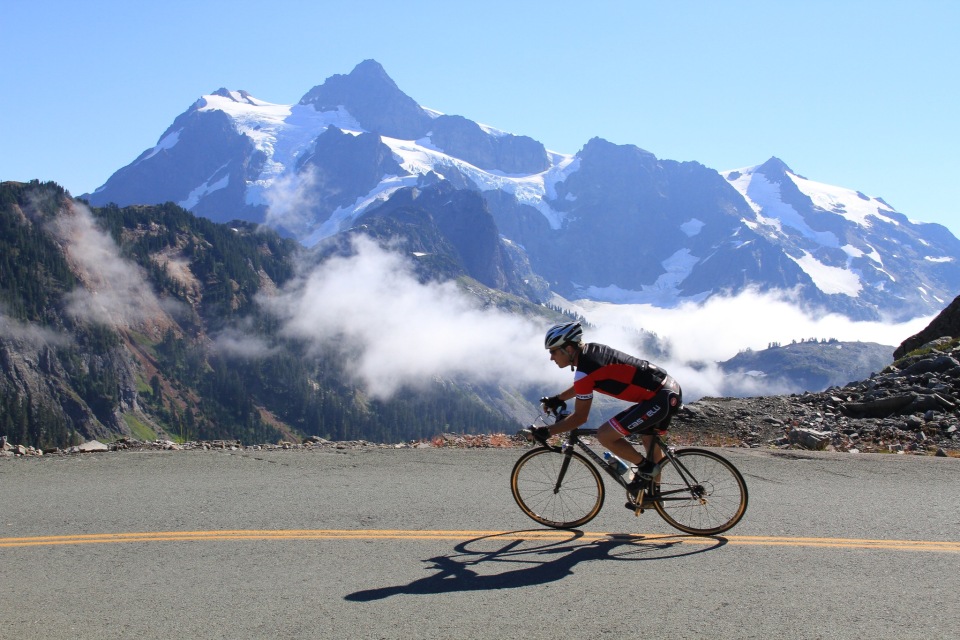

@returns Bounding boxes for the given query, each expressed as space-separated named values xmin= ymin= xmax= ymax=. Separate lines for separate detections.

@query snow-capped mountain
xmin=719 ymin=158 xmax=960 ymax=317
xmin=84 ymin=60 xmax=960 ymax=321
xmin=86 ymin=60 xmax=572 ymax=242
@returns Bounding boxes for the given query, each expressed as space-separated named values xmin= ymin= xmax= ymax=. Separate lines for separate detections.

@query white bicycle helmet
xmin=544 ymin=321 xmax=583 ymax=350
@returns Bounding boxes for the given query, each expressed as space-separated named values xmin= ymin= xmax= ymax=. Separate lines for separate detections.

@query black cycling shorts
xmin=608 ymin=376 xmax=682 ymax=436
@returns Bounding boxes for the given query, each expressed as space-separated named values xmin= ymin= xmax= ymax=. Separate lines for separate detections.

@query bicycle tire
xmin=511 ymin=447 xmax=605 ymax=529
xmin=652 ymin=448 xmax=748 ymax=535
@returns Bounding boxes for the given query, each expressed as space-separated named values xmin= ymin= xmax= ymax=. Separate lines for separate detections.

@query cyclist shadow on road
xmin=345 ymin=531 xmax=726 ymax=601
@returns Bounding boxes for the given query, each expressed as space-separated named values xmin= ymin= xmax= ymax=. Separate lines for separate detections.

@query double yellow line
xmin=1 ymin=529 xmax=959 ymax=553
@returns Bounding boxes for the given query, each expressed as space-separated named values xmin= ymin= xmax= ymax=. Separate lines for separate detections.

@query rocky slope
xmin=674 ymin=335 xmax=960 ymax=455
xmin=894 ymin=294 xmax=960 ymax=358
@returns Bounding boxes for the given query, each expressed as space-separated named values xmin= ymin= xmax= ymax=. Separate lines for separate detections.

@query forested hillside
xmin=0 ymin=180 xmax=539 ymax=449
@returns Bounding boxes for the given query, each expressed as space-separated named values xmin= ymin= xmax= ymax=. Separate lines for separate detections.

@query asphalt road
xmin=1 ymin=447 xmax=959 ymax=639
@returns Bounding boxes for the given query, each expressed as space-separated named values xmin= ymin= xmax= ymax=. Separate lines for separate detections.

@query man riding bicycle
xmin=530 ymin=321 xmax=682 ymax=497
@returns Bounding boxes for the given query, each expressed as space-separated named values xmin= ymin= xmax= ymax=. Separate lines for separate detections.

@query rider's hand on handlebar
xmin=540 ymin=395 xmax=565 ymax=412
xmin=530 ymin=426 xmax=551 ymax=444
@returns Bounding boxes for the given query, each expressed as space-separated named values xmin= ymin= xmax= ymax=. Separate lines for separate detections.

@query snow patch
xmin=178 ymin=166 xmax=230 ymax=210
xmin=841 ymin=243 xmax=883 ymax=268
xmin=925 ymin=256 xmax=953 ymax=263
xmin=576 ymin=249 xmax=707 ymax=308
xmin=841 ymin=245 xmax=864 ymax=259
xmin=138 ymin=128 xmax=183 ymax=164
xmin=788 ymin=250 xmax=862 ymax=297
xmin=789 ymin=173 xmax=900 ymax=227
xmin=477 ymin=122 xmax=510 ymax=138
xmin=680 ymin=218 xmax=705 ymax=237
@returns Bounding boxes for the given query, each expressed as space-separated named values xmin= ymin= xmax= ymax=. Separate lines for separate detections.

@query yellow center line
xmin=1 ymin=529 xmax=958 ymax=552
xmin=0 ymin=529 xmax=960 ymax=553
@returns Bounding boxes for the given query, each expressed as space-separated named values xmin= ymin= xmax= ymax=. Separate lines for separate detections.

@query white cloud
xmin=0 ymin=308 xmax=70 ymax=347
xmin=262 ymin=236 xmax=561 ymax=398
xmin=262 ymin=165 xmax=324 ymax=237
xmin=210 ymin=325 xmax=278 ymax=358
xmin=48 ymin=202 xmax=174 ymax=330
xmin=564 ymin=288 xmax=931 ymax=400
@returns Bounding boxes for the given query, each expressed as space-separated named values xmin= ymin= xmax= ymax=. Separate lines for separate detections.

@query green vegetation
xmin=893 ymin=336 xmax=960 ymax=367
xmin=0 ymin=181 xmax=77 ymax=322
xmin=122 ymin=413 xmax=157 ymax=441
xmin=0 ymin=385 xmax=79 ymax=450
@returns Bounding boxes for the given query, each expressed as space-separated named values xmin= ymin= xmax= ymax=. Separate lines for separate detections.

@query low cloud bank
xmin=566 ymin=290 xmax=932 ymax=400
xmin=262 ymin=239 xmax=935 ymax=403
xmin=0 ymin=308 xmax=69 ymax=347
xmin=263 ymin=236 xmax=561 ymax=398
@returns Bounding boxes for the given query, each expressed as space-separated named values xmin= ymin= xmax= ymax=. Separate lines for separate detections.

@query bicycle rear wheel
xmin=511 ymin=448 xmax=605 ymax=529
xmin=653 ymin=448 xmax=748 ymax=535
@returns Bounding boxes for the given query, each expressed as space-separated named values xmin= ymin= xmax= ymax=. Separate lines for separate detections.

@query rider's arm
xmin=549 ymin=396 xmax=592 ymax=435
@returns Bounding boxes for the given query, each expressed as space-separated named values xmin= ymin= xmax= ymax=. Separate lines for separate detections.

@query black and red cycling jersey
xmin=573 ymin=343 xmax=668 ymax=403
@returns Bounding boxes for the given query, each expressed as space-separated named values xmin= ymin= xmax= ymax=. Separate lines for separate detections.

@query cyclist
xmin=529 ymin=321 xmax=682 ymax=501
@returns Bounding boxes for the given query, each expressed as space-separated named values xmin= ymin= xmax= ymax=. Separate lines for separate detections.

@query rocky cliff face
xmin=0 ymin=330 xmax=142 ymax=442
xmin=348 ymin=181 xmax=538 ymax=299
xmin=428 ymin=115 xmax=550 ymax=174
xmin=894 ymin=294 xmax=960 ymax=358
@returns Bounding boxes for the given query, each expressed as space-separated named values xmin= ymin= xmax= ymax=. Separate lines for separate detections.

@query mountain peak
xmin=348 ymin=59 xmax=397 ymax=87
xmin=207 ymin=88 xmax=258 ymax=105
xmin=753 ymin=156 xmax=797 ymax=184
xmin=756 ymin=156 xmax=793 ymax=176
xmin=298 ymin=60 xmax=431 ymax=140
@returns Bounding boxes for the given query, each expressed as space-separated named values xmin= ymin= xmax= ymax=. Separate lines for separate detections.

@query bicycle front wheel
xmin=653 ymin=448 xmax=748 ymax=535
xmin=511 ymin=448 xmax=605 ymax=529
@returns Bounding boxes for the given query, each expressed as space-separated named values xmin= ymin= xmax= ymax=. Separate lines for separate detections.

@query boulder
xmin=903 ymin=356 xmax=960 ymax=376
xmin=843 ymin=394 xmax=914 ymax=416
xmin=77 ymin=440 xmax=109 ymax=452
xmin=788 ymin=428 xmax=832 ymax=450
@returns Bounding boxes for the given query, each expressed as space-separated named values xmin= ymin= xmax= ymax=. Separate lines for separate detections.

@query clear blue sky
xmin=2 ymin=0 xmax=957 ymax=233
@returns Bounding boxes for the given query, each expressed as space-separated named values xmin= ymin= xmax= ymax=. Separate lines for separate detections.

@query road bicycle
xmin=512 ymin=406 xmax=748 ymax=535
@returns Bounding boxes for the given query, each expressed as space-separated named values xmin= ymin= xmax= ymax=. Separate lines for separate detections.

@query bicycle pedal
xmin=625 ymin=500 xmax=647 ymax=516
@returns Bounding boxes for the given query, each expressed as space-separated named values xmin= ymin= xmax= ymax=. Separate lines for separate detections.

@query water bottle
xmin=604 ymin=452 xmax=634 ymax=482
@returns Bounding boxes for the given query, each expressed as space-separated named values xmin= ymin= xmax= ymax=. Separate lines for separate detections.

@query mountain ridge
xmin=82 ymin=60 xmax=960 ymax=321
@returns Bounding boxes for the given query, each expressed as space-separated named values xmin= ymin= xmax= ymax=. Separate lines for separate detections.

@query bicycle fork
xmin=553 ymin=450 xmax=575 ymax=494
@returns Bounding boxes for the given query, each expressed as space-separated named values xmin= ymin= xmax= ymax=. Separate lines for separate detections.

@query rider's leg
xmin=597 ymin=423 xmax=645 ymax=465
xmin=640 ymin=434 xmax=664 ymax=464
